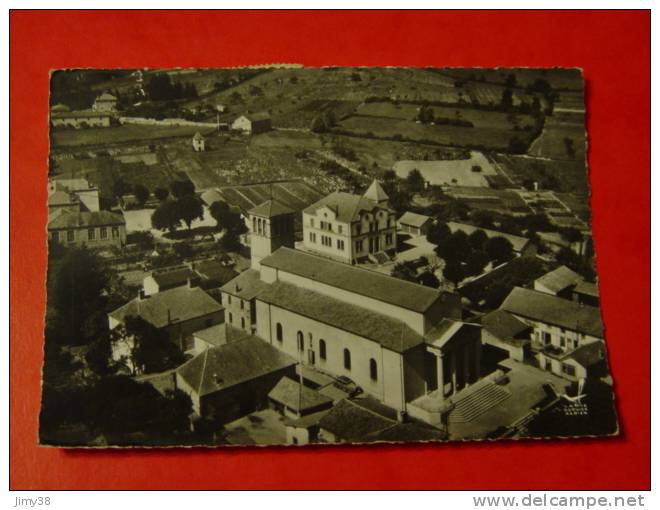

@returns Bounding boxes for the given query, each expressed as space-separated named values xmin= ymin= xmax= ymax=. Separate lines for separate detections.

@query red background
xmin=10 ymin=10 xmax=650 ymax=490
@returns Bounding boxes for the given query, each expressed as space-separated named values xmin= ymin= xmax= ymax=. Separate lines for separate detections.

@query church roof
xmin=260 ymin=247 xmax=450 ymax=314
xmin=363 ymin=179 xmax=389 ymax=203
xmin=248 ymin=199 xmax=295 ymax=218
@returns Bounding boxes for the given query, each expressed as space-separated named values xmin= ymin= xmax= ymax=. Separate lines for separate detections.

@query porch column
xmin=450 ymin=350 xmax=457 ymax=395
xmin=474 ymin=338 xmax=482 ymax=382
xmin=462 ymin=344 xmax=471 ymax=388
xmin=435 ymin=351 xmax=444 ymax=400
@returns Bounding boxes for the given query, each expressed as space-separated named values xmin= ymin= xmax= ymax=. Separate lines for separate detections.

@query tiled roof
xmin=258 ymin=280 xmax=425 ymax=353
xmin=193 ymin=323 xmax=250 ymax=348
xmin=150 ymin=266 xmax=198 ymax=288
xmin=363 ymin=179 xmax=389 ymax=203
xmin=573 ymin=280 xmax=600 ymax=298
xmin=447 ymin=222 xmax=531 ymax=253
xmin=109 ymin=286 xmax=223 ymax=329
xmin=304 ymin=191 xmax=387 ymax=223
xmin=192 ymin=259 xmax=239 ymax=286
xmin=221 ymin=269 xmax=270 ymax=300
xmin=248 ymin=199 xmax=295 ymax=218
xmin=243 ymin=112 xmax=271 ymax=122
xmin=177 ymin=336 xmax=295 ymax=397
xmin=424 ymin=319 xmax=481 ymax=349
xmin=569 ymin=341 xmax=604 ymax=368
xmin=480 ymin=309 xmax=532 ymax=343
xmin=96 ymin=92 xmax=117 ymax=101
xmin=48 ymin=210 xmax=125 ymax=229
xmin=260 ymin=247 xmax=448 ymax=313
xmin=362 ymin=422 xmax=445 ymax=443
xmin=268 ymin=377 xmax=333 ymax=413
xmin=398 ymin=211 xmax=432 ymax=228
xmin=501 ymin=287 xmax=603 ymax=338
xmin=318 ymin=399 xmax=395 ymax=442
xmin=535 ymin=266 xmax=583 ymax=294
xmin=48 ymin=190 xmax=79 ymax=207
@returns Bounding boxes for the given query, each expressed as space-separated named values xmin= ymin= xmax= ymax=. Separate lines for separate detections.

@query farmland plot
xmin=51 ymin=124 xmax=211 ymax=148
xmin=527 ymin=116 xmax=585 ymax=161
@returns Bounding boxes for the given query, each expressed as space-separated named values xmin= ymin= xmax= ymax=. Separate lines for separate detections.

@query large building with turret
xmin=220 ymin=183 xmax=484 ymax=421
xmin=301 ymin=180 xmax=397 ymax=264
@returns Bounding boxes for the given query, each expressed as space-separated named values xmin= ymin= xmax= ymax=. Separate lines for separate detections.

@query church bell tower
xmin=248 ymin=200 xmax=295 ymax=269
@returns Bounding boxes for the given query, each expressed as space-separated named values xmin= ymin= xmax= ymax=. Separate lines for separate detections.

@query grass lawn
xmin=393 ymin=151 xmax=497 ymax=187
xmin=51 ymin=124 xmax=213 ymax=147
xmin=527 ymin=115 xmax=585 ymax=161
xmin=336 ymin=115 xmax=531 ymax=150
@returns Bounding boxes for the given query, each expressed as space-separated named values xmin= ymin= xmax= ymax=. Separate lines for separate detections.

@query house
xmin=92 ymin=92 xmax=118 ymax=112
xmin=108 ymin=285 xmax=224 ymax=358
xmin=142 ymin=266 xmax=200 ymax=296
xmin=283 ymin=408 xmax=333 ymax=446
xmin=48 ymin=178 xmax=100 ymax=213
xmin=190 ymin=258 xmax=239 ymax=289
xmin=301 ymin=180 xmax=397 ymax=264
xmin=446 ymin=222 xmax=537 ymax=256
xmin=572 ymin=280 xmax=600 ymax=307
xmin=537 ymin=231 xmax=590 ymax=256
xmin=175 ymin=335 xmax=297 ymax=422
xmin=231 ymin=112 xmax=272 ymax=134
xmin=192 ymin=132 xmax=205 ymax=152
xmin=500 ymin=287 xmax=605 ymax=381
xmin=268 ymin=376 xmax=333 ymax=419
xmin=533 ymin=265 xmax=583 ymax=299
xmin=218 ymin=199 xmax=485 ymax=424
xmin=191 ymin=323 xmax=250 ymax=353
xmin=48 ymin=210 xmax=126 ymax=249
xmin=397 ymin=211 xmax=433 ymax=237
xmin=317 ymin=399 xmax=397 ymax=443
xmin=538 ymin=339 xmax=606 ymax=382
xmin=479 ymin=309 xmax=532 ymax=362
xmin=50 ymin=104 xmax=111 ymax=128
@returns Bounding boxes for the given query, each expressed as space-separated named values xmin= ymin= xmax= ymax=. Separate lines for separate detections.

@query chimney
xmin=138 ymin=289 xmax=146 ymax=301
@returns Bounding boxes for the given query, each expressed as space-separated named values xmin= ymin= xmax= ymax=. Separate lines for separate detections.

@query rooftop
xmin=221 ymin=269 xmax=271 ymax=300
xmin=192 ymin=259 xmax=239 ymax=286
xmin=48 ymin=210 xmax=125 ymax=229
xmin=96 ymin=92 xmax=117 ymax=101
xmin=193 ymin=323 xmax=251 ymax=348
xmin=177 ymin=336 xmax=296 ymax=397
xmin=501 ymin=287 xmax=603 ymax=338
xmin=318 ymin=399 xmax=395 ymax=442
xmin=398 ymin=211 xmax=432 ymax=228
xmin=573 ymin=280 xmax=600 ymax=298
xmin=260 ymin=247 xmax=448 ymax=314
xmin=248 ymin=199 xmax=295 ymax=218
xmin=242 ymin=112 xmax=271 ymax=122
xmin=51 ymin=109 xmax=111 ymax=119
xmin=192 ymin=131 xmax=205 ymax=141
xmin=304 ymin=191 xmax=390 ymax=223
xmin=268 ymin=377 xmax=333 ymax=413
xmin=447 ymin=221 xmax=531 ymax=253
xmin=535 ymin=265 xmax=583 ymax=294
xmin=109 ymin=286 xmax=223 ymax=329
xmin=48 ymin=190 xmax=79 ymax=207
xmin=363 ymin=179 xmax=389 ymax=203
xmin=149 ymin=266 xmax=198 ymax=289
xmin=425 ymin=319 xmax=481 ymax=350
xmin=480 ymin=309 xmax=532 ymax=344
xmin=258 ymin=280 xmax=425 ymax=353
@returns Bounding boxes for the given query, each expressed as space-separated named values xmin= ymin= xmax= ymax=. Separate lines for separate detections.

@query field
xmin=210 ymin=181 xmax=325 ymax=215
xmin=51 ymin=124 xmax=212 ymax=148
xmin=527 ymin=115 xmax=586 ymax=161
xmin=393 ymin=151 xmax=498 ymax=187
xmin=336 ymin=115 xmax=529 ymax=150
xmin=492 ymin=154 xmax=588 ymax=195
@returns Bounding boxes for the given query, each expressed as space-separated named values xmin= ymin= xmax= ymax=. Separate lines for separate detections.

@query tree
xmin=406 ymin=168 xmax=426 ymax=193
xmin=154 ymin=187 xmax=169 ymax=201
xmin=417 ymin=104 xmax=434 ymax=124
xmin=485 ymin=236 xmax=515 ymax=265
xmin=560 ymin=227 xmax=583 ymax=244
xmin=564 ymin=137 xmax=576 ymax=159
xmin=504 ymin=73 xmax=517 ymax=88
xmin=118 ymin=316 xmax=186 ymax=375
xmin=437 ymin=230 xmax=471 ymax=264
xmin=443 ymin=261 xmax=464 ymax=289
xmin=177 ymin=195 xmax=204 ymax=230
xmin=112 ymin=178 xmax=128 ymax=199
xmin=391 ymin=261 xmax=418 ymax=283
xmin=465 ymin=250 xmax=489 ymax=277
xmin=426 ymin=222 xmax=451 ymax=246
xmin=151 ymin=200 xmax=181 ymax=233
xmin=418 ymin=271 xmax=440 ymax=288
xmin=170 ymin=180 xmax=195 ymax=199
xmin=501 ymin=88 xmax=514 ymax=110
xmin=49 ymin=247 xmax=110 ymax=345
xmin=133 ymin=184 xmax=150 ymax=206
xmin=209 ymin=200 xmax=232 ymax=229
xmin=468 ymin=229 xmax=489 ymax=251
xmin=470 ymin=210 xmax=495 ymax=229
xmin=85 ymin=334 xmax=115 ymax=377
xmin=508 ymin=136 xmax=527 ymax=154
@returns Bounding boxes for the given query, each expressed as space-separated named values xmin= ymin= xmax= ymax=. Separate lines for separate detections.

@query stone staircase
xmin=447 ymin=382 xmax=511 ymax=424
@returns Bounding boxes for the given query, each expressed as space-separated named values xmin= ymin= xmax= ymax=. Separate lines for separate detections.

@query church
xmin=220 ymin=181 xmax=484 ymax=419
